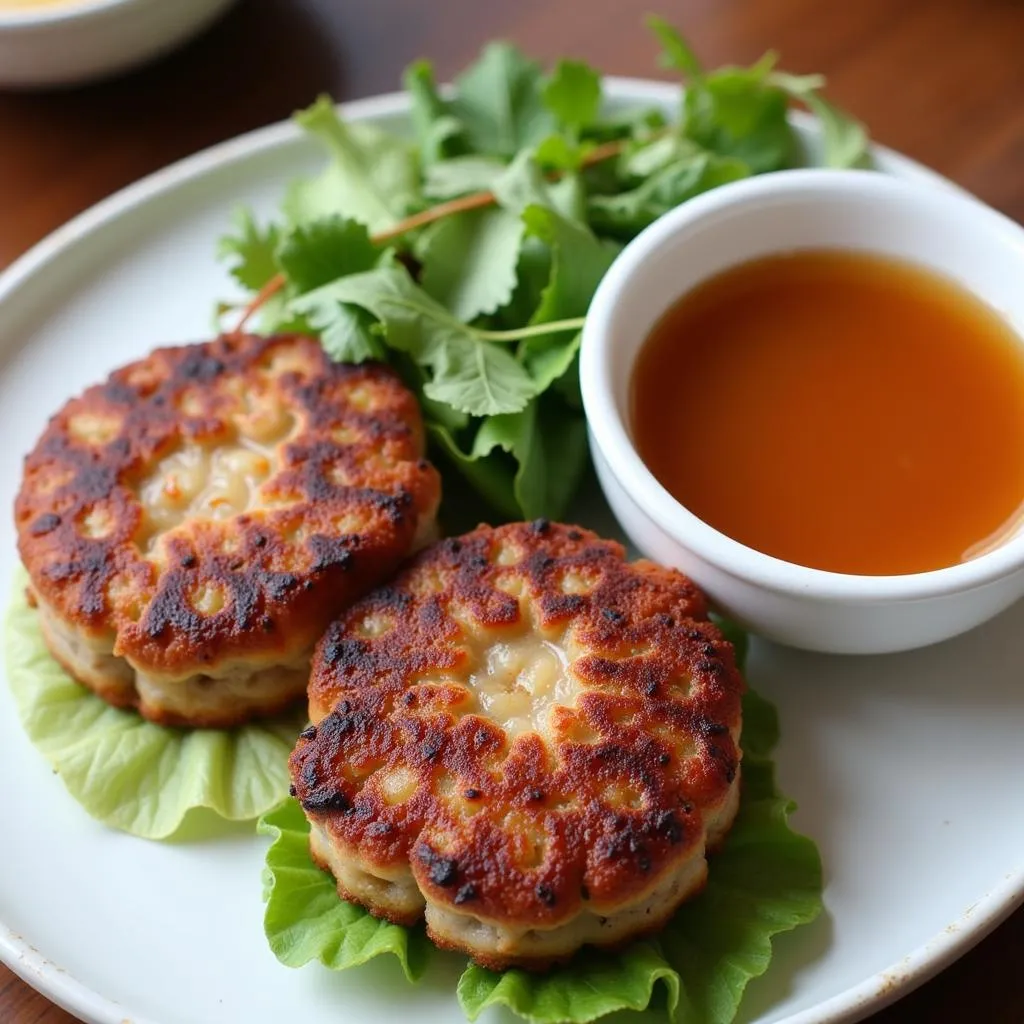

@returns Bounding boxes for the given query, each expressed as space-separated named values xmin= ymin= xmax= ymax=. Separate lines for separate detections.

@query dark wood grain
xmin=1 ymin=0 xmax=1022 ymax=1021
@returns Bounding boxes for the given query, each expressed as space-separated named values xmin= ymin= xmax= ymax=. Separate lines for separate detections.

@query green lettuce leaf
xmin=258 ymin=800 xmax=431 ymax=980
xmin=4 ymin=568 xmax=306 ymax=840
xmin=472 ymin=397 xmax=588 ymax=521
xmin=459 ymin=943 xmax=680 ymax=1023
xmin=258 ymin=661 xmax=823 ymax=1024
xmin=654 ymin=686 xmax=823 ymax=1024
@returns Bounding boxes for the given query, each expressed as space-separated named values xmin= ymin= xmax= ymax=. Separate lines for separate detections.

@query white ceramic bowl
xmin=581 ymin=168 xmax=1024 ymax=654
xmin=0 ymin=0 xmax=237 ymax=88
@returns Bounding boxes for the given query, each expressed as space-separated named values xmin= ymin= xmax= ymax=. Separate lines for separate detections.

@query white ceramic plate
xmin=0 ymin=80 xmax=1021 ymax=1024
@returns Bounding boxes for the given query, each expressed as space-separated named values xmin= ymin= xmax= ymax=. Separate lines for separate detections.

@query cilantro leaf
xmin=424 ymin=155 xmax=507 ymax=200
xmin=492 ymin=149 xmax=584 ymax=223
xmin=284 ymin=96 xmax=421 ymax=232
xmin=317 ymin=303 xmax=387 ymax=363
xmin=619 ymin=134 xmax=699 ymax=178
xmin=648 ymin=15 xmax=704 ymax=79
xmin=217 ymin=207 xmax=280 ymax=291
xmin=685 ymin=63 xmax=797 ymax=174
xmin=525 ymin=332 xmax=580 ymax=392
xmin=770 ymin=70 xmax=870 ymax=168
xmin=428 ymin=421 xmax=519 ymax=522
xmin=542 ymin=59 xmax=602 ymax=132
xmin=522 ymin=204 xmax=620 ymax=323
xmin=404 ymin=59 xmax=464 ymax=164
xmin=589 ymin=152 xmax=750 ymax=237
xmin=581 ymin=105 xmax=668 ymax=143
xmin=534 ymin=133 xmax=583 ymax=171
xmin=473 ymin=397 xmax=589 ymax=520
xmin=275 ymin=216 xmax=378 ymax=294
xmin=293 ymin=268 xmax=539 ymax=416
xmin=423 ymin=333 xmax=537 ymax=417
xmin=451 ymin=42 xmax=555 ymax=158
xmin=416 ymin=207 xmax=526 ymax=321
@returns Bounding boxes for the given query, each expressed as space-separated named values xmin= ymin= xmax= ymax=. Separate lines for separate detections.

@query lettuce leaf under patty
xmin=4 ymin=567 xmax=306 ymax=840
xmin=257 ymin=645 xmax=824 ymax=1024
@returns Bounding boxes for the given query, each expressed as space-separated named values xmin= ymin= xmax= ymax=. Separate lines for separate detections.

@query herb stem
xmin=231 ymin=133 xmax=641 ymax=335
xmin=473 ymin=317 xmax=586 ymax=342
xmin=372 ymin=190 xmax=497 ymax=244
xmin=234 ymin=273 xmax=286 ymax=334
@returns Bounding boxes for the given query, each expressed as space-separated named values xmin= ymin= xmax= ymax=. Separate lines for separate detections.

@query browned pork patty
xmin=15 ymin=333 xmax=440 ymax=727
xmin=291 ymin=521 xmax=743 ymax=970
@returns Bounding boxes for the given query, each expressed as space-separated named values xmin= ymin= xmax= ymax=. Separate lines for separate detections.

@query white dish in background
xmin=0 ymin=0 xmax=237 ymax=88
xmin=582 ymin=168 xmax=1024 ymax=655
xmin=0 ymin=81 xmax=1021 ymax=1024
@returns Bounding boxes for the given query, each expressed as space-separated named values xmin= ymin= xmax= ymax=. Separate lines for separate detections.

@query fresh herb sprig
xmin=219 ymin=17 xmax=867 ymax=522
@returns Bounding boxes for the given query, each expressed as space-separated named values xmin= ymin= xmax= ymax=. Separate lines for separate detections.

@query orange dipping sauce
xmin=630 ymin=250 xmax=1024 ymax=575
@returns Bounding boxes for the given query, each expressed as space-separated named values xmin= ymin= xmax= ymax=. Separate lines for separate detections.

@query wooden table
xmin=1 ymin=0 xmax=1022 ymax=1020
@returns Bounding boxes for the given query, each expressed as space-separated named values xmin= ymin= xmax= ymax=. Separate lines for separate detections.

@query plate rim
xmin=0 ymin=76 xmax=1019 ymax=1024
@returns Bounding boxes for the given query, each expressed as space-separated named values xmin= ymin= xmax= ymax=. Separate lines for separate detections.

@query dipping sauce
xmin=630 ymin=250 xmax=1024 ymax=575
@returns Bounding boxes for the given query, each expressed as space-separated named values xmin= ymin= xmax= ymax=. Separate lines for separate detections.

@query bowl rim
xmin=0 ymin=0 xmax=141 ymax=29
xmin=580 ymin=166 xmax=1024 ymax=603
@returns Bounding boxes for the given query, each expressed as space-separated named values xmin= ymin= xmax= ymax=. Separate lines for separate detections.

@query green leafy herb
xmin=258 ymin=666 xmax=823 ymax=1024
xmin=590 ymin=151 xmax=750 ymax=236
xmin=451 ymin=43 xmax=555 ymax=158
xmin=521 ymin=204 xmax=619 ymax=323
xmin=543 ymin=59 xmax=602 ymax=136
xmin=404 ymin=59 xmax=464 ymax=165
xmin=770 ymin=70 xmax=869 ymax=168
xmin=276 ymin=216 xmax=379 ymax=294
xmin=424 ymin=155 xmax=507 ymax=200
xmin=293 ymin=267 xmax=577 ymax=416
xmin=417 ymin=207 xmax=526 ymax=322
xmin=5 ymin=568 xmax=305 ymax=840
xmin=648 ymin=14 xmax=704 ymax=79
xmin=428 ymin=421 xmax=520 ymax=521
xmin=218 ymin=207 xmax=280 ymax=291
xmin=219 ymin=18 xmax=870 ymax=522
xmin=284 ymin=96 xmax=422 ymax=231
xmin=473 ymin=397 xmax=589 ymax=521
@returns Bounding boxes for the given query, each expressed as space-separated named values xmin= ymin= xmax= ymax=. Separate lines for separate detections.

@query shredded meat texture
xmin=293 ymin=521 xmax=744 ymax=969
xmin=15 ymin=333 xmax=440 ymax=726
